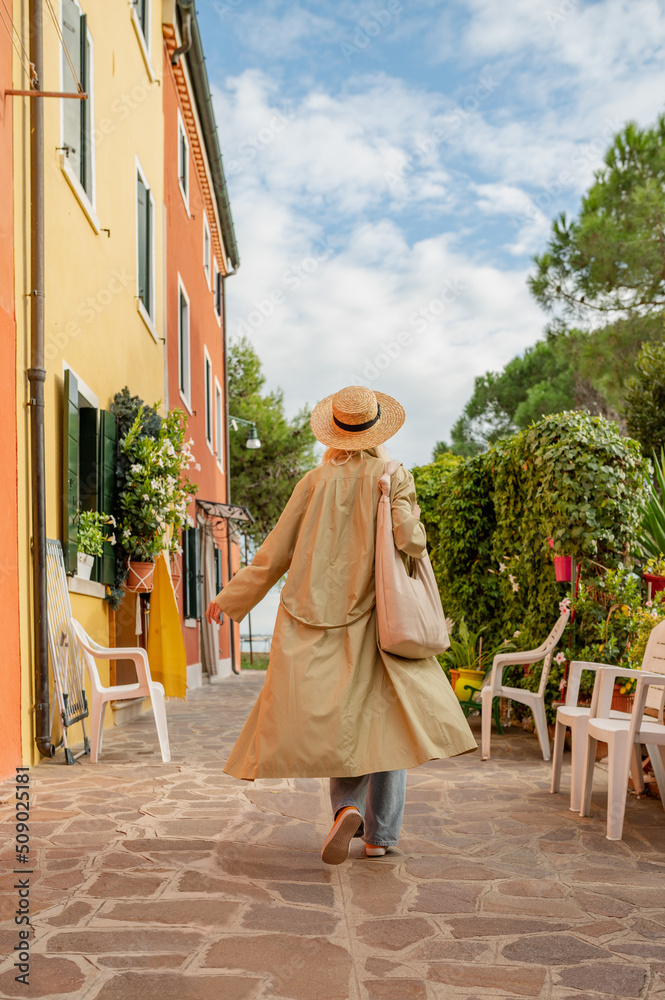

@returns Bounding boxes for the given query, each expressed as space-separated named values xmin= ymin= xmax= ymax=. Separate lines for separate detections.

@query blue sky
xmin=197 ymin=0 xmax=665 ymax=469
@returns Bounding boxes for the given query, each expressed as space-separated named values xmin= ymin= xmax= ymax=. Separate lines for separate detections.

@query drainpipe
xmin=28 ymin=0 xmax=54 ymax=758
xmin=171 ymin=0 xmax=194 ymax=66
xmin=221 ymin=275 xmax=239 ymax=674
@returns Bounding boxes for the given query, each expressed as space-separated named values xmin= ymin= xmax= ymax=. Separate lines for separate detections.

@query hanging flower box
xmin=553 ymin=556 xmax=572 ymax=582
xmin=76 ymin=552 xmax=94 ymax=580
xmin=125 ymin=560 xmax=155 ymax=593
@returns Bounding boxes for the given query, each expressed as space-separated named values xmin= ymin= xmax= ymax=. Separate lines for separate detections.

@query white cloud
xmin=211 ymin=1 xmax=665 ymax=466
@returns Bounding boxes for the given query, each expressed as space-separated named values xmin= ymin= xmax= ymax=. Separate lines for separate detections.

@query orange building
xmin=0 ymin=0 xmax=22 ymax=782
xmin=162 ymin=2 xmax=241 ymax=680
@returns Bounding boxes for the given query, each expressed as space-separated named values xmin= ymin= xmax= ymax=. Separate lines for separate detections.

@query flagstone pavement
xmin=1 ymin=671 xmax=665 ymax=1000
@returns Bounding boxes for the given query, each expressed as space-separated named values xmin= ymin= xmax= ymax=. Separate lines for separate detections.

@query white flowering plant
xmin=76 ymin=510 xmax=116 ymax=558
xmin=117 ymin=406 xmax=197 ymax=562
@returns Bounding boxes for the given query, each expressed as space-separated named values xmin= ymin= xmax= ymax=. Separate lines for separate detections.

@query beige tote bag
xmin=375 ymin=461 xmax=450 ymax=658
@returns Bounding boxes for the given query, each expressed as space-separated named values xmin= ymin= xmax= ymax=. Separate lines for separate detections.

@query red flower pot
xmin=611 ymin=683 xmax=634 ymax=714
xmin=643 ymin=573 xmax=665 ymax=598
xmin=553 ymin=556 xmax=572 ymax=582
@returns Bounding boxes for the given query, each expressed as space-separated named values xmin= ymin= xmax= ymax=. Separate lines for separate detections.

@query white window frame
xmin=214 ymin=377 xmax=224 ymax=472
xmin=213 ymin=257 xmax=221 ymax=323
xmin=129 ymin=0 xmax=155 ymax=81
xmin=178 ymin=275 xmax=192 ymax=412
xmin=203 ymin=216 xmax=211 ymax=289
xmin=59 ymin=0 xmax=98 ymax=232
xmin=135 ymin=155 xmax=157 ymax=340
xmin=177 ymin=109 xmax=189 ymax=213
xmin=204 ymin=346 xmax=214 ymax=453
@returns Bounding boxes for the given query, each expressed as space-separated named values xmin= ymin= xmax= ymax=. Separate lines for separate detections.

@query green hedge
xmin=413 ymin=412 xmax=649 ymax=717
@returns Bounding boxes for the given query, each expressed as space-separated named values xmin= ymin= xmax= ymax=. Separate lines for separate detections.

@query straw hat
xmin=310 ymin=385 xmax=405 ymax=450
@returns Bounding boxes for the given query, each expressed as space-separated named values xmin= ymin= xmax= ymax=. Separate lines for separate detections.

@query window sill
xmin=130 ymin=8 xmax=156 ymax=82
xmin=68 ymin=576 xmax=106 ymax=599
xmin=60 ymin=155 xmax=100 ymax=235
xmin=179 ymin=389 xmax=193 ymax=416
xmin=137 ymin=297 xmax=159 ymax=342
xmin=185 ymin=618 xmax=198 ymax=629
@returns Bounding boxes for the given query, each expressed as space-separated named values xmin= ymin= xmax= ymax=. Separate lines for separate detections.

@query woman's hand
xmin=206 ymin=600 xmax=223 ymax=625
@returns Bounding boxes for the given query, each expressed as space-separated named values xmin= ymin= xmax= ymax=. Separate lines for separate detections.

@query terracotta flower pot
xmin=610 ymin=683 xmax=634 ymax=714
xmin=125 ymin=560 xmax=155 ymax=593
xmin=454 ymin=668 xmax=484 ymax=700
xmin=449 ymin=669 xmax=460 ymax=691
xmin=643 ymin=573 xmax=665 ymax=599
xmin=553 ymin=556 xmax=572 ymax=582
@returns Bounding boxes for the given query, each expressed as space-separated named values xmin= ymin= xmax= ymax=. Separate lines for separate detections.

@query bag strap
xmin=379 ymin=460 xmax=401 ymax=497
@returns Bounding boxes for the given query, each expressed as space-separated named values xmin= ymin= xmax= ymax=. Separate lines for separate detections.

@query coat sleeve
xmin=390 ymin=465 xmax=427 ymax=558
xmin=213 ymin=482 xmax=310 ymax=623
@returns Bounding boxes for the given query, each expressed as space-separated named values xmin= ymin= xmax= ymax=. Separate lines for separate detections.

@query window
xmin=134 ymin=0 xmax=148 ymax=39
xmin=61 ymin=0 xmax=94 ymax=200
xmin=214 ymin=259 xmax=222 ymax=319
xmin=183 ymin=526 xmax=201 ymax=620
xmin=178 ymin=279 xmax=191 ymax=405
xmin=62 ymin=367 xmax=117 ymax=584
xmin=136 ymin=161 xmax=155 ymax=325
xmin=178 ymin=111 xmax=189 ymax=209
xmin=215 ymin=378 xmax=224 ymax=470
xmin=204 ymin=349 xmax=213 ymax=448
xmin=203 ymin=218 xmax=211 ymax=287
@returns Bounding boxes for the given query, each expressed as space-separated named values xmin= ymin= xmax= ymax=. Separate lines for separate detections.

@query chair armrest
xmin=566 ymin=661 xmax=610 ymax=708
xmin=631 ymin=673 xmax=665 ymax=730
xmin=593 ymin=666 xmax=660 ymax=719
xmin=72 ymin=620 xmax=152 ymax=685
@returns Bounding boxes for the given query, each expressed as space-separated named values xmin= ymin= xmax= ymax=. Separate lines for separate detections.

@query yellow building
xmin=14 ymin=0 xmax=168 ymax=763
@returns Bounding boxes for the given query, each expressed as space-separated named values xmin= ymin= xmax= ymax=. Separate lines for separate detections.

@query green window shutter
xmin=137 ymin=173 xmax=152 ymax=317
xmin=183 ymin=527 xmax=201 ymax=619
xmin=62 ymin=369 xmax=79 ymax=574
xmin=97 ymin=410 xmax=117 ymax=586
xmin=61 ymin=0 xmax=82 ymax=182
xmin=215 ymin=547 xmax=223 ymax=596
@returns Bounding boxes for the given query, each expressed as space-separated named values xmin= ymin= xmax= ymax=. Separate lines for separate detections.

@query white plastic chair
xmin=580 ymin=621 xmax=665 ymax=840
xmin=481 ymin=610 xmax=570 ymax=761
xmin=551 ymin=645 xmax=665 ymax=812
xmin=71 ymin=620 xmax=171 ymax=764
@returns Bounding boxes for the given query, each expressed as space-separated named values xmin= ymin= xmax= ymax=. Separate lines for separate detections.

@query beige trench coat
xmin=214 ymin=451 xmax=477 ymax=780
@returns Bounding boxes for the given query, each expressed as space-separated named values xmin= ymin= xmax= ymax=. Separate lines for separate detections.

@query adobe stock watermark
xmin=385 ymin=72 xmax=499 ymax=189
xmin=44 ymin=269 xmax=134 ymax=362
xmin=350 ymin=276 xmax=466 ymax=384
xmin=340 ymin=2 xmax=403 ymax=63
xmin=508 ymin=118 xmax=620 ymax=234
xmin=213 ymin=0 xmax=246 ymax=18
xmin=235 ymin=237 xmax=338 ymax=337
xmin=546 ymin=0 xmax=578 ymax=28
xmin=225 ymin=110 xmax=296 ymax=177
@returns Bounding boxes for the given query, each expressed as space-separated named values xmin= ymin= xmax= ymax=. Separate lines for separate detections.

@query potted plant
xmin=643 ymin=555 xmax=665 ymax=599
xmin=440 ymin=620 xmax=514 ymax=701
xmin=117 ymin=405 xmax=197 ymax=593
xmin=75 ymin=510 xmax=116 ymax=580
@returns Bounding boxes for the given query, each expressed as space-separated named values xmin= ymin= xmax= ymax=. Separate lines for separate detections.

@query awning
xmin=196 ymin=499 xmax=254 ymax=549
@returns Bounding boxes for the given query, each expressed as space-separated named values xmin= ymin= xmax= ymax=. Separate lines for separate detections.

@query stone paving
xmin=1 ymin=671 xmax=665 ymax=1000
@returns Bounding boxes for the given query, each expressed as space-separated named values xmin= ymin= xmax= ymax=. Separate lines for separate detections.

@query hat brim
xmin=310 ymin=389 xmax=405 ymax=450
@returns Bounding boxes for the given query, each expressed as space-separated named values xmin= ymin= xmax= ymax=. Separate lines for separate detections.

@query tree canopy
xmin=442 ymin=114 xmax=665 ymax=458
xmin=228 ymin=337 xmax=317 ymax=545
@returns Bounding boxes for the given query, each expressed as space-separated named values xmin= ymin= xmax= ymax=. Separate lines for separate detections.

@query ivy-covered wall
xmin=413 ymin=412 xmax=650 ymax=714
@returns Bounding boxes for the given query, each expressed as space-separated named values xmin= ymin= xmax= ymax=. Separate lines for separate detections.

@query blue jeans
xmin=329 ymin=770 xmax=407 ymax=847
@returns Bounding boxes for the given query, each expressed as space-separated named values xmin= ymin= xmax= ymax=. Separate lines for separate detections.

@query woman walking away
xmin=206 ymin=386 xmax=477 ymax=864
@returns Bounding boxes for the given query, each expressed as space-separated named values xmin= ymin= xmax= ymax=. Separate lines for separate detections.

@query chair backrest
xmin=536 ymin=611 xmax=570 ymax=697
xmin=641 ymin=618 xmax=665 ymax=715
xmin=45 ymin=539 xmax=89 ymax=725
xmin=70 ymin=619 xmax=107 ymax=695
